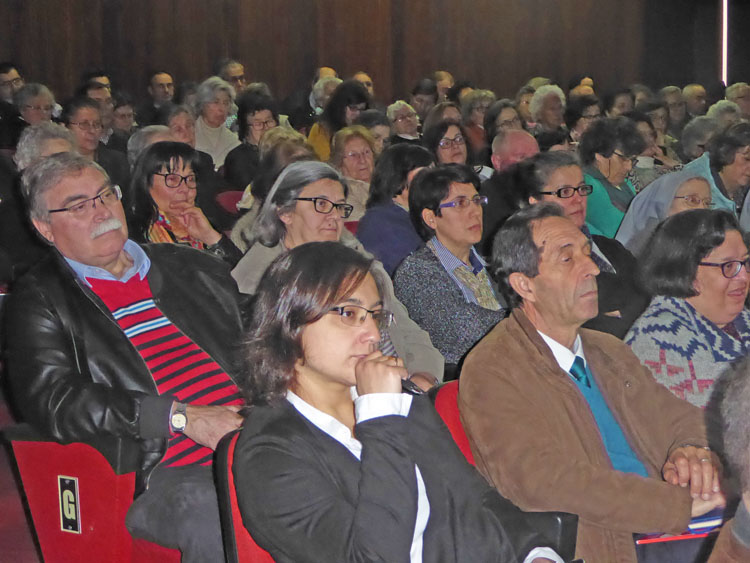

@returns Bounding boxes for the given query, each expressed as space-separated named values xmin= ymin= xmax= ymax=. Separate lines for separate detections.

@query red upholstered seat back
xmin=221 ymin=431 xmax=275 ymax=562
xmin=9 ymin=435 xmax=180 ymax=563
xmin=433 ymin=380 xmax=476 ymax=465
xmin=216 ymin=190 xmax=245 ymax=215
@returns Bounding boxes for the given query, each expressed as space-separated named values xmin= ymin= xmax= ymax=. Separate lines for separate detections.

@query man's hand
xmin=662 ymin=445 xmax=722 ymax=500
xmin=691 ymin=492 xmax=725 ymax=518
xmin=183 ymin=404 xmax=243 ymax=450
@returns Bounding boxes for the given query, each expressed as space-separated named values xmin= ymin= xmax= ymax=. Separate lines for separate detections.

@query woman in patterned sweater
xmin=626 ymin=209 xmax=750 ymax=407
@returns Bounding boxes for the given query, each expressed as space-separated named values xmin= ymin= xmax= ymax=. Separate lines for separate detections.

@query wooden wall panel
xmin=0 ymin=0 xmax=723 ymax=111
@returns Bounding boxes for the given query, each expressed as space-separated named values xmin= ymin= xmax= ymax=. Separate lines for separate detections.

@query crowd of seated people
xmin=5 ymin=57 xmax=750 ymax=562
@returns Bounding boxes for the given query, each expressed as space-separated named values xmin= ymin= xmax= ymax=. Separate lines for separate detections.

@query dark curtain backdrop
xmin=0 ymin=0 xmax=733 ymax=107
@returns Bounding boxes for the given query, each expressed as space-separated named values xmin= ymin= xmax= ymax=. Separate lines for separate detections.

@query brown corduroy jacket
xmin=459 ymin=308 xmax=709 ymax=563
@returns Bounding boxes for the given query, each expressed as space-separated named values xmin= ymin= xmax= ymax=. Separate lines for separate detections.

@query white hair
xmin=386 ymin=100 xmax=416 ymax=122
xmin=706 ymin=100 xmax=742 ymax=122
xmin=14 ymin=121 xmax=75 ymax=170
xmin=312 ymin=77 xmax=342 ymax=107
xmin=529 ymin=85 xmax=565 ymax=122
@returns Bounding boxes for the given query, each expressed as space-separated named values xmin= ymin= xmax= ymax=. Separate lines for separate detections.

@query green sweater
xmin=584 ymin=166 xmax=636 ymax=238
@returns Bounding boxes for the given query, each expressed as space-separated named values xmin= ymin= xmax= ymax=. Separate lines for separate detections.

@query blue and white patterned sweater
xmin=625 ymin=295 xmax=750 ymax=408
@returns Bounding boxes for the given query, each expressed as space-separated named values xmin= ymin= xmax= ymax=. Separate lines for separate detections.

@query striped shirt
xmin=88 ymin=274 xmax=243 ymax=467
xmin=427 ymin=236 xmax=494 ymax=306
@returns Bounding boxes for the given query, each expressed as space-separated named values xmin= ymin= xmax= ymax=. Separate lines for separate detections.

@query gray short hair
xmin=681 ymin=116 xmax=722 ymax=159
xmin=658 ymin=85 xmax=682 ymax=100
xmin=530 ymin=85 xmax=566 ymax=122
xmin=22 ymin=152 xmax=108 ymax=220
xmin=706 ymin=100 xmax=742 ymax=123
xmin=490 ymin=202 xmax=566 ymax=308
xmin=460 ymin=89 xmax=496 ymax=121
xmin=525 ymin=151 xmax=581 ymax=199
xmin=253 ymin=161 xmax=348 ymax=247
xmin=312 ymin=76 xmax=342 ymax=107
xmin=127 ymin=125 xmax=172 ymax=168
xmin=386 ymin=100 xmax=416 ymax=122
xmin=13 ymin=82 xmax=54 ymax=109
xmin=726 ymin=82 xmax=750 ymax=103
xmin=14 ymin=121 xmax=75 ymax=170
xmin=193 ymin=76 xmax=236 ymax=117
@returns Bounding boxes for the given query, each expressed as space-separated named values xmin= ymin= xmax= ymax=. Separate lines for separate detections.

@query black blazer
xmin=234 ymin=395 xmax=559 ymax=563
xmin=583 ymin=235 xmax=650 ymax=338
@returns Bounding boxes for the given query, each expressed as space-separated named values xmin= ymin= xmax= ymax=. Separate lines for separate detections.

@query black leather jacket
xmin=4 ymin=243 xmax=246 ymax=494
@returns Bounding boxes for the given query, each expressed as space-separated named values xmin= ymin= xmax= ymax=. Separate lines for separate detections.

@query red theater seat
xmin=215 ymin=430 xmax=275 ymax=563
xmin=433 ymin=379 xmax=475 ymax=464
xmin=5 ymin=425 xmax=181 ymax=563
xmin=216 ymin=191 xmax=245 ymax=216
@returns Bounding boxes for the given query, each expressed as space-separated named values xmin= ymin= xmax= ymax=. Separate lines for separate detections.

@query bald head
xmin=491 ymin=130 xmax=540 ymax=172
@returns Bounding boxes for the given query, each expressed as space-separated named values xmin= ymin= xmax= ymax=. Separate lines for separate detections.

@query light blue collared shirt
xmin=428 ymin=236 xmax=493 ymax=306
xmin=65 ymin=239 xmax=151 ymax=286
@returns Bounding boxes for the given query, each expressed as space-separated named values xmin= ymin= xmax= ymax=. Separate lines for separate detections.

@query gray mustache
xmin=91 ymin=218 xmax=123 ymax=239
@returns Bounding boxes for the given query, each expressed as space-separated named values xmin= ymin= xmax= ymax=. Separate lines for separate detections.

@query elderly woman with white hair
xmin=14 ymin=83 xmax=55 ymax=127
xmin=230 ymin=160 xmax=444 ymax=387
xmin=14 ymin=121 xmax=75 ymax=171
xmin=706 ymin=100 xmax=743 ymax=130
xmin=529 ymin=84 xmax=566 ymax=136
xmin=193 ymin=76 xmax=240 ymax=170
xmin=461 ymin=89 xmax=496 ymax=154
xmin=386 ymin=100 xmax=421 ymax=146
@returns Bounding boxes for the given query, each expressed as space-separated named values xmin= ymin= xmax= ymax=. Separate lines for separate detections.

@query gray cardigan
xmin=231 ymin=232 xmax=445 ymax=380
xmin=393 ymin=245 xmax=504 ymax=365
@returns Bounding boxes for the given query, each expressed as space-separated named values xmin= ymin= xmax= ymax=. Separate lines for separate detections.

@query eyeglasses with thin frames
xmin=329 ymin=305 xmax=394 ymax=330
xmin=699 ymin=258 xmax=750 ymax=279
xmin=294 ymin=197 xmax=353 ymax=218
xmin=673 ymin=195 xmax=713 ymax=208
xmin=69 ymin=120 xmax=103 ymax=132
xmin=438 ymin=194 xmax=488 ymax=210
xmin=438 ymin=134 xmax=465 ymax=149
xmin=613 ymin=151 xmax=638 ymax=166
xmin=48 ymin=185 xmax=122 ymax=216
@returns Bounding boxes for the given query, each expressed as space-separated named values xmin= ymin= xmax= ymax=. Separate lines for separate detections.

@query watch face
xmin=172 ymin=413 xmax=187 ymax=431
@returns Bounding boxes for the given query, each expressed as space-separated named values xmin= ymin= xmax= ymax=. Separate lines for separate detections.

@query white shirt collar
xmin=536 ymin=330 xmax=586 ymax=373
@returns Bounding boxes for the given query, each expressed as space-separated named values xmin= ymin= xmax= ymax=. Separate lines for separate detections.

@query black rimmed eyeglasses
xmin=539 ymin=184 xmax=594 ymax=199
xmin=294 ymin=197 xmax=354 ymax=219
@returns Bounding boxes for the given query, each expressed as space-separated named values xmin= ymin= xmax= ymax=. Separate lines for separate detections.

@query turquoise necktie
xmin=569 ymin=356 xmax=591 ymax=388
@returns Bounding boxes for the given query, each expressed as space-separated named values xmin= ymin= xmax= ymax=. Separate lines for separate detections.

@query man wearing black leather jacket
xmin=4 ymin=153 xmax=246 ymax=562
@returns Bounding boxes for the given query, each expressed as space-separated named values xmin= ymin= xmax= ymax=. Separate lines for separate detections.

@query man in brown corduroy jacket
xmin=459 ymin=204 xmax=725 ymax=563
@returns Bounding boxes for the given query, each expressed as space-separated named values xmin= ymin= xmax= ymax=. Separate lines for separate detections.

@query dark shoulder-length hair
xmin=639 ymin=209 xmax=741 ymax=297
xmin=242 ymin=241 xmax=387 ymax=404
xmin=421 ymin=118 xmax=476 ymax=165
xmin=367 ymin=144 xmax=435 ymax=208
xmin=408 ymin=163 xmax=480 ymax=241
xmin=236 ymin=92 xmax=279 ymax=142
xmin=321 ymin=79 xmax=370 ymax=134
xmin=708 ymin=122 xmax=750 ymax=171
xmin=128 ymin=141 xmax=202 ymax=241
xmin=578 ymin=116 xmax=646 ymax=166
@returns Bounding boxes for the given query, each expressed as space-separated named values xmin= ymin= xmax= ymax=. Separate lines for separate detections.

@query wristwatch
xmin=170 ymin=402 xmax=188 ymax=433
